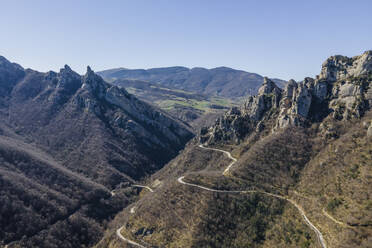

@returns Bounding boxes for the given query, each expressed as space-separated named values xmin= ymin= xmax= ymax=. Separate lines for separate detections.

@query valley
xmin=0 ymin=51 xmax=371 ymax=248
xmin=112 ymin=144 xmax=327 ymax=248
xmin=104 ymin=78 xmax=238 ymax=129
xmin=98 ymin=67 xmax=286 ymax=130
xmin=1 ymin=2 xmax=371 ymax=248
xmin=96 ymin=51 xmax=372 ymax=248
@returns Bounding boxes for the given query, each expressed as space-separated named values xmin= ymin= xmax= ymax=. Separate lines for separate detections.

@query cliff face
xmin=319 ymin=50 xmax=372 ymax=82
xmin=201 ymin=51 xmax=372 ymax=144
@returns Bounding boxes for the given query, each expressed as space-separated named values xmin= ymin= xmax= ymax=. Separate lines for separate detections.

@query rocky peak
xmin=283 ymin=79 xmax=297 ymax=98
xmin=319 ymin=50 xmax=372 ymax=82
xmin=84 ymin=66 xmax=99 ymax=81
xmin=241 ymin=78 xmax=282 ymax=121
xmin=258 ymin=77 xmax=282 ymax=95
xmin=63 ymin=64 xmax=72 ymax=71
xmin=201 ymin=78 xmax=285 ymax=144
xmin=86 ymin=65 xmax=94 ymax=75
xmin=81 ymin=66 xmax=108 ymax=97
xmin=54 ymin=64 xmax=82 ymax=92
xmin=59 ymin=64 xmax=79 ymax=79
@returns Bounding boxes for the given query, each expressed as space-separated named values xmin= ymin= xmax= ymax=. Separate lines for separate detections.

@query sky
xmin=1 ymin=0 xmax=371 ymax=80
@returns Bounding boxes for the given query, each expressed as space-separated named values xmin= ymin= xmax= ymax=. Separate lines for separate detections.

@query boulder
xmin=368 ymin=122 xmax=372 ymax=137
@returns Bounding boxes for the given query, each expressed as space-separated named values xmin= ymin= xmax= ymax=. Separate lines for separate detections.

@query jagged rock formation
xmin=201 ymin=51 xmax=372 ymax=144
xmin=79 ymin=66 xmax=191 ymax=148
xmin=0 ymin=56 xmax=193 ymax=247
xmin=199 ymin=77 xmax=282 ymax=143
xmin=1 ymin=58 xmax=193 ymax=186
xmin=319 ymin=50 xmax=372 ymax=81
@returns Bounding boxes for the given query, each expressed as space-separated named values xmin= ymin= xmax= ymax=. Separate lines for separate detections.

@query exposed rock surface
xmin=368 ymin=121 xmax=372 ymax=137
xmin=201 ymin=51 xmax=372 ymax=144
xmin=0 ymin=57 xmax=193 ymax=186
xmin=319 ymin=50 xmax=372 ymax=82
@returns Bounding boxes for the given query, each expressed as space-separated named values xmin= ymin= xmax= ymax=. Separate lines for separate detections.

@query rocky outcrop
xmin=319 ymin=51 xmax=372 ymax=82
xmin=201 ymin=51 xmax=372 ymax=144
xmin=47 ymin=65 xmax=82 ymax=106
xmin=368 ymin=122 xmax=372 ymax=138
xmin=201 ymin=78 xmax=282 ymax=144
xmin=243 ymin=77 xmax=282 ymax=119
xmin=77 ymin=67 xmax=192 ymax=147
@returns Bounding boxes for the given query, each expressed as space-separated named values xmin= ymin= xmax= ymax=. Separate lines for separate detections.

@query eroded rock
xmin=201 ymin=51 xmax=372 ymax=144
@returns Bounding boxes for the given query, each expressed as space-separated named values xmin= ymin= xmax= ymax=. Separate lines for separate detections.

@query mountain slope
xmin=0 ymin=56 xmax=193 ymax=247
xmin=0 ymin=133 xmax=114 ymax=247
xmin=98 ymin=66 xmax=286 ymax=98
xmin=98 ymin=51 xmax=372 ymax=248
xmin=2 ymin=60 xmax=193 ymax=187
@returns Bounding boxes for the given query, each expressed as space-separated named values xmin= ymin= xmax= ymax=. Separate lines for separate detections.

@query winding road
xmin=322 ymin=208 xmax=353 ymax=229
xmin=197 ymin=144 xmax=237 ymax=175
xmin=116 ymin=226 xmax=146 ymax=248
xmin=116 ymin=144 xmax=327 ymax=248
xmin=132 ymin=185 xmax=154 ymax=192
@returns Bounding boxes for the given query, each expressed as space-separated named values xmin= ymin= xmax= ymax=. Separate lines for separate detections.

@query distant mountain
xmin=98 ymin=66 xmax=287 ymax=98
xmin=0 ymin=56 xmax=193 ymax=247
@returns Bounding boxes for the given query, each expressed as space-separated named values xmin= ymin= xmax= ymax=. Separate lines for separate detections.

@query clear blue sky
xmin=1 ymin=0 xmax=371 ymax=80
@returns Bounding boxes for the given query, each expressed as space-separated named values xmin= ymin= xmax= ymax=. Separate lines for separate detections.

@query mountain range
xmin=98 ymin=66 xmax=287 ymax=98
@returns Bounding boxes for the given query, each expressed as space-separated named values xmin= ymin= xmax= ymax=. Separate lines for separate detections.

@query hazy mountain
xmin=0 ymin=56 xmax=193 ymax=247
xmin=98 ymin=51 xmax=372 ymax=248
xmin=98 ymin=66 xmax=287 ymax=99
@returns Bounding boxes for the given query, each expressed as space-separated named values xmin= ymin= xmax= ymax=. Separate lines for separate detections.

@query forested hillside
xmin=0 ymin=56 xmax=192 ymax=248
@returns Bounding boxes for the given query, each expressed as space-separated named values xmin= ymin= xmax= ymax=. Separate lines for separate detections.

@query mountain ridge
xmin=0 ymin=56 xmax=193 ymax=248
xmin=98 ymin=66 xmax=287 ymax=98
